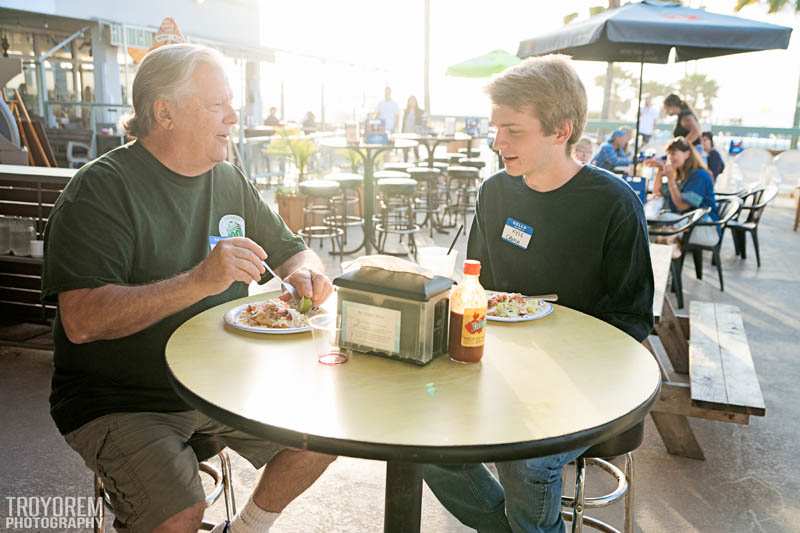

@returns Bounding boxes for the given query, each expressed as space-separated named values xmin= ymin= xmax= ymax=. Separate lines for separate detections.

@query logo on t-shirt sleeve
xmin=219 ymin=214 xmax=245 ymax=237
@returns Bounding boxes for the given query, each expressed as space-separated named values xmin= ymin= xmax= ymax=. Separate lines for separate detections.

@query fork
xmin=261 ymin=260 xmax=298 ymax=301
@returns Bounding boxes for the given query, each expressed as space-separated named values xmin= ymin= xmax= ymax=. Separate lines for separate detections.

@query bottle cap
xmin=463 ymin=260 xmax=481 ymax=276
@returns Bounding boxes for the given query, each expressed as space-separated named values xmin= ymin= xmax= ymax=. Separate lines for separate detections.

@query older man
xmin=591 ymin=128 xmax=633 ymax=173
xmin=43 ymin=44 xmax=334 ymax=533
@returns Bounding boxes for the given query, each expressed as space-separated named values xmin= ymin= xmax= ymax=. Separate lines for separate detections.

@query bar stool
xmin=406 ymin=166 xmax=442 ymax=237
xmin=458 ymin=147 xmax=481 ymax=158
xmin=561 ymin=422 xmax=644 ymax=533
xmin=375 ymin=176 xmax=421 ymax=259
xmin=298 ymin=179 xmax=344 ymax=253
xmin=94 ymin=451 xmax=236 ymax=532
xmin=324 ymin=172 xmax=363 ymax=246
xmin=458 ymin=157 xmax=485 ymax=172
xmin=382 ymin=161 xmax=413 ymax=172
xmin=445 ymin=165 xmax=480 ymax=229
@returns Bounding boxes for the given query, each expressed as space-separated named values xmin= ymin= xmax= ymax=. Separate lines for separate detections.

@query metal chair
xmin=681 ymin=197 xmax=742 ymax=291
xmin=647 ymin=207 xmax=709 ymax=308
xmin=94 ymin=451 xmax=236 ymax=532
xmin=728 ymin=185 xmax=777 ymax=267
xmin=562 ymin=423 xmax=643 ymax=533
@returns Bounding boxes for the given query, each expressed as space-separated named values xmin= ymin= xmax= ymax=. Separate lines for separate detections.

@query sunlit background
xmin=256 ymin=0 xmax=800 ymax=127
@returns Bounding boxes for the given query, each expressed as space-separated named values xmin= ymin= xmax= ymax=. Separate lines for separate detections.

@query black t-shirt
xmin=467 ymin=165 xmax=654 ymax=342
xmin=42 ymin=141 xmax=306 ymax=434
xmin=674 ymin=109 xmax=701 ymax=146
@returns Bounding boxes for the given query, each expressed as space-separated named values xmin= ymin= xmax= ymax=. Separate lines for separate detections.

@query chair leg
xmin=691 ymin=249 xmax=703 ymax=279
xmin=671 ymin=258 xmax=684 ymax=309
xmin=219 ymin=452 xmax=237 ymax=520
xmin=751 ymin=230 xmax=761 ymax=268
xmin=739 ymin=230 xmax=748 ymax=259
xmin=571 ymin=456 xmax=586 ymax=533
xmin=714 ymin=249 xmax=724 ymax=292
xmin=624 ymin=453 xmax=635 ymax=533
xmin=93 ymin=475 xmax=105 ymax=533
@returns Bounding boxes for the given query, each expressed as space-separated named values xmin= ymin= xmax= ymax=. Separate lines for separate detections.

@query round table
xmin=166 ymin=292 xmax=661 ymax=533
xmin=318 ymin=138 xmax=418 ymax=255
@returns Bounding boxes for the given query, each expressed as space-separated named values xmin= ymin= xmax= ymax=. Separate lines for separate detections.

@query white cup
xmin=417 ymin=246 xmax=458 ymax=278
xmin=29 ymin=239 xmax=44 ymax=258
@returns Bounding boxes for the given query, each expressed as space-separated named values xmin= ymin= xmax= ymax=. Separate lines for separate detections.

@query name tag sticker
xmin=501 ymin=217 xmax=533 ymax=249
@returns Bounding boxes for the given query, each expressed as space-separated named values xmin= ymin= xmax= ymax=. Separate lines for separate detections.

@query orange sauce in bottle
xmin=448 ymin=260 xmax=487 ymax=363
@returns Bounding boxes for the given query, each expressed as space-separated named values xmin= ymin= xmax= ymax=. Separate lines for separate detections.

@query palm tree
xmin=564 ymin=0 xmax=621 ymax=120
xmin=735 ymin=0 xmax=800 ymax=147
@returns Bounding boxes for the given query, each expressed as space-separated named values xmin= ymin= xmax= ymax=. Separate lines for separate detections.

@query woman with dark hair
xmin=648 ymin=136 xmax=720 ymax=246
xmin=701 ymin=131 xmax=725 ymax=181
xmin=401 ymin=95 xmax=425 ymax=161
xmin=663 ymin=94 xmax=703 ymax=155
xmin=401 ymin=95 xmax=425 ymax=134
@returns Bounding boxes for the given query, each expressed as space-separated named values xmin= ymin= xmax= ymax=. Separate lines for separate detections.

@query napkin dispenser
xmin=333 ymin=266 xmax=452 ymax=365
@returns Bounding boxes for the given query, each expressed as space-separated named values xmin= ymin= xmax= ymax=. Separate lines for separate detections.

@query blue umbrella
xmin=517 ymin=0 xmax=792 ymax=170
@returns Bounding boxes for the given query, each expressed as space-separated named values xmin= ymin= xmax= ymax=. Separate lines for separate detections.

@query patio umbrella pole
xmin=632 ymin=57 xmax=644 ymax=177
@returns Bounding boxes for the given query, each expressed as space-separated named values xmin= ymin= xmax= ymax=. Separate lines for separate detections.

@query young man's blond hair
xmin=487 ymin=55 xmax=587 ymax=154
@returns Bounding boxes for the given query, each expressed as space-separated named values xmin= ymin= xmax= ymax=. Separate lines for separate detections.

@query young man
xmin=591 ymin=128 xmax=633 ymax=173
xmin=43 ymin=44 xmax=335 ymax=533
xmin=638 ymin=95 xmax=659 ymax=145
xmin=423 ymin=55 xmax=653 ymax=533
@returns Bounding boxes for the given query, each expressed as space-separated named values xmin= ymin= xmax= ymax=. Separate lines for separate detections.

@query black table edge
xmin=167 ymin=366 xmax=661 ymax=464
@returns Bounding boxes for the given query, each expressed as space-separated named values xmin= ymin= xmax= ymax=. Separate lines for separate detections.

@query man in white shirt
xmin=376 ymin=86 xmax=400 ymax=133
xmin=638 ymin=95 xmax=659 ymax=144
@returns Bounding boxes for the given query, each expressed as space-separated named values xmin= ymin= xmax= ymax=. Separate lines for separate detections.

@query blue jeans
xmin=423 ymin=447 xmax=588 ymax=533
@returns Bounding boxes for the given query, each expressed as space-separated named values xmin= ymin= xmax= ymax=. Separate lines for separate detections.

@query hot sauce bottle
xmin=448 ymin=260 xmax=487 ymax=363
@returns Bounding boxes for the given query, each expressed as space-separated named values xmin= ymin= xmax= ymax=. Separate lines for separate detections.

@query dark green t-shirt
xmin=467 ymin=165 xmax=654 ymax=342
xmin=42 ymin=141 xmax=306 ymax=435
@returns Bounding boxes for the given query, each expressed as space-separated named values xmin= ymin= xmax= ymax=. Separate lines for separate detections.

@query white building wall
xmin=0 ymin=0 xmax=260 ymax=47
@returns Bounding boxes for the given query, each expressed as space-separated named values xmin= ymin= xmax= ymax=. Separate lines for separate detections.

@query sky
xmin=258 ymin=0 xmax=800 ymax=128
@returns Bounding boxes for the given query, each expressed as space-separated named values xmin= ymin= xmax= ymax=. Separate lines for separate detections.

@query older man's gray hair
xmin=123 ymin=43 xmax=225 ymax=138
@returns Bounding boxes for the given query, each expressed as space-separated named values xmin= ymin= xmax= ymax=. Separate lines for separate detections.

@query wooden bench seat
xmin=689 ymin=302 xmax=765 ymax=417
xmin=649 ymin=301 xmax=765 ymax=460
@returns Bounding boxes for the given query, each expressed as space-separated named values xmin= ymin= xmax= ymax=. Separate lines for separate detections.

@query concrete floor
xmin=1 ymin=196 xmax=798 ymax=532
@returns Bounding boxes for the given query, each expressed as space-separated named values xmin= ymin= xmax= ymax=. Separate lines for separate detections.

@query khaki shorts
xmin=64 ymin=411 xmax=285 ymax=533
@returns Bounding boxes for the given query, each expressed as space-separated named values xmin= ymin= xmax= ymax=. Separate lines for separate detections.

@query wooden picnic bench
xmin=0 ymin=164 xmax=75 ymax=347
xmin=646 ymin=243 xmax=766 ymax=460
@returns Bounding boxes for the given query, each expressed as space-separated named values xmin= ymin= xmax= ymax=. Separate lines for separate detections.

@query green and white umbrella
xmin=446 ymin=49 xmax=520 ymax=78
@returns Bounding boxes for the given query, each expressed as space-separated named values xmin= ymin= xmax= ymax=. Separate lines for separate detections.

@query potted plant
xmin=269 ymin=128 xmax=318 ymax=232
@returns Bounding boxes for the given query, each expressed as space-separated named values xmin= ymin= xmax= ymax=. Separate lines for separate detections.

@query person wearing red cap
xmin=423 ymin=55 xmax=653 ymax=533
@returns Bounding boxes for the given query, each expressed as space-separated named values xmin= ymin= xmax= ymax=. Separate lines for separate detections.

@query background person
xmin=648 ymin=136 xmax=720 ymax=247
xmin=591 ymin=128 xmax=632 ymax=173
xmin=702 ymin=131 xmax=725 ymax=181
xmin=376 ymin=86 xmax=400 ymax=133
xmin=639 ymin=95 xmax=659 ymax=145
xmin=573 ymin=136 xmax=594 ymax=164
xmin=663 ymin=93 xmax=703 ymax=157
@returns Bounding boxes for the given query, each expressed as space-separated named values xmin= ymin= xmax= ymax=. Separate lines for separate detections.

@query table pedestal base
xmin=384 ymin=461 xmax=422 ymax=533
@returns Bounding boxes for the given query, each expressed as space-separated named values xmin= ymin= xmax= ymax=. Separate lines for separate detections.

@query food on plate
xmin=237 ymin=298 xmax=318 ymax=329
xmin=487 ymin=292 xmax=543 ymax=318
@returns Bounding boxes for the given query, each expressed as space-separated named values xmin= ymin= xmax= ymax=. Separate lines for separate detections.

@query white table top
xmin=166 ymin=292 xmax=661 ymax=462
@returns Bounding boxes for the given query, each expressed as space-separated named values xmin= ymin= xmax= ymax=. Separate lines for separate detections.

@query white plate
xmin=485 ymin=292 xmax=554 ymax=323
xmin=223 ymin=303 xmax=313 ymax=334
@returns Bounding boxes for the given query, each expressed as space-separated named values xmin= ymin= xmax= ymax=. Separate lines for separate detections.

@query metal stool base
xmin=561 ymin=454 xmax=633 ymax=533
